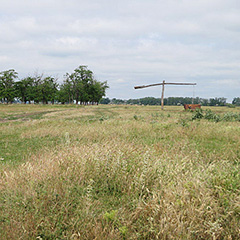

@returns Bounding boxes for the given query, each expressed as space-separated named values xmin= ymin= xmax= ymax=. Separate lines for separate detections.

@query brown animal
xmin=184 ymin=104 xmax=201 ymax=110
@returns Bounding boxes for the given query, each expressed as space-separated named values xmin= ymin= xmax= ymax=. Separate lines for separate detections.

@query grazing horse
xmin=184 ymin=104 xmax=201 ymax=110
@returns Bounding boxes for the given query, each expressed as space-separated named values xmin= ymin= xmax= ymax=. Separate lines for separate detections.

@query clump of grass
xmin=222 ymin=112 xmax=240 ymax=121
xmin=204 ymin=109 xmax=221 ymax=122
xmin=133 ymin=115 xmax=138 ymax=120
xmin=191 ymin=108 xmax=204 ymax=120
xmin=226 ymin=103 xmax=236 ymax=108
xmin=191 ymin=109 xmax=240 ymax=123
xmin=178 ymin=118 xmax=189 ymax=127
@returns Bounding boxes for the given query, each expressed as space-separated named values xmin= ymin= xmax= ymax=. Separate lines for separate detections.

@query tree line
xmin=100 ymin=97 xmax=240 ymax=106
xmin=0 ymin=66 xmax=108 ymax=104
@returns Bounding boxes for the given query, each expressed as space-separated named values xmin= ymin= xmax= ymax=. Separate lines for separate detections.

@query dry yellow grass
xmin=0 ymin=105 xmax=239 ymax=239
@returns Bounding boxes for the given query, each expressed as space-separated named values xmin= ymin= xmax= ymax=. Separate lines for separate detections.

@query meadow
xmin=0 ymin=104 xmax=239 ymax=239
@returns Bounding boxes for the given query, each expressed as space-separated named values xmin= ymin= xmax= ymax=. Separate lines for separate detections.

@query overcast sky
xmin=1 ymin=0 xmax=240 ymax=101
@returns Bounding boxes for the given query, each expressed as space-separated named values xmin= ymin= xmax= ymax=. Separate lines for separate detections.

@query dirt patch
xmin=0 ymin=111 xmax=57 ymax=122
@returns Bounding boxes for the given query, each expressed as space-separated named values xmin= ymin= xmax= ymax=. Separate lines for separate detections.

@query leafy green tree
xmin=232 ymin=97 xmax=240 ymax=106
xmin=209 ymin=97 xmax=226 ymax=106
xmin=100 ymin=97 xmax=110 ymax=104
xmin=89 ymin=80 xmax=109 ymax=104
xmin=112 ymin=98 xmax=126 ymax=104
xmin=65 ymin=66 xmax=92 ymax=104
xmin=61 ymin=78 xmax=74 ymax=104
xmin=40 ymin=76 xmax=58 ymax=104
xmin=0 ymin=69 xmax=18 ymax=103
xmin=218 ymin=97 xmax=227 ymax=106
xmin=24 ymin=74 xmax=58 ymax=104
xmin=139 ymin=97 xmax=160 ymax=105
xmin=200 ymin=98 xmax=209 ymax=106
xmin=15 ymin=77 xmax=34 ymax=103
xmin=65 ymin=66 xmax=108 ymax=105
xmin=126 ymin=99 xmax=140 ymax=105
xmin=29 ymin=74 xmax=43 ymax=104
xmin=56 ymin=83 xmax=71 ymax=104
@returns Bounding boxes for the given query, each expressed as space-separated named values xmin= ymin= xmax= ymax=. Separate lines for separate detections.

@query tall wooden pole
xmin=161 ymin=80 xmax=165 ymax=110
xmin=192 ymin=85 xmax=194 ymax=104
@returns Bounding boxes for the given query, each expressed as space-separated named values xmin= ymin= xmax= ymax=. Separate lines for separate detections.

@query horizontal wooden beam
xmin=165 ymin=83 xmax=196 ymax=85
xmin=134 ymin=83 xmax=163 ymax=89
xmin=134 ymin=82 xmax=196 ymax=89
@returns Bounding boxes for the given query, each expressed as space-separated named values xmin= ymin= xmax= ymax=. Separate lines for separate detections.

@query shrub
xmin=204 ymin=109 xmax=221 ymax=122
xmin=192 ymin=110 xmax=240 ymax=123
xmin=133 ymin=115 xmax=138 ymax=120
xmin=226 ymin=103 xmax=236 ymax=108
xmin=192 ymin=108 xmax=204 ymax=120
xmin=222 ymin=112 xmax=240 ymax=121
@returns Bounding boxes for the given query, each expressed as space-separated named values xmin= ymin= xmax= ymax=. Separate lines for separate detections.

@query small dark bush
xmin=192 ymin=108 xmax=204 ymax=120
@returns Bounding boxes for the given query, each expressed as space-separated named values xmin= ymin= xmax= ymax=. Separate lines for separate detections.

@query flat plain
xmin=0 ymin=104 xmax=239 ymax=239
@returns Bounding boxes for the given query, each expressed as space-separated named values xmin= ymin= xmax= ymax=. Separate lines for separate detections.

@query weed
xmin=103 ymin=210 xmax=118 ymax=223
xmin=178 ymin=118 xmax=189 ymax=127
xmin=222 ymin=112 xmax=240 ymax=121
xmin=133 ymin=115 xmax=138 ymax=120
xmin=204 ymin=109 xmax=221 ymax=122
xmin=191 ymin=108 xmax=204 ymax=120
xmin=119 ymin=226 xmax=128 ymax=238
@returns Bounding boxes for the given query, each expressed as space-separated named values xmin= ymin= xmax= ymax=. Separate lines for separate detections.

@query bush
xmin=192 ymin=108 xmax=204 ymax=120
xmin=222 ymin=112 xmax=240 ymax=121
xmin=226 ymin=103 xmax=236 ymax=108
xmin=204 ymin=109 xmax=221 ymax=122
xmin=192 ymin=110 xmax=240 ymax=123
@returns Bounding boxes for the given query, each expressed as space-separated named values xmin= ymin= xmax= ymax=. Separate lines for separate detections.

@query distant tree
xmin=40 ymin=76 xmax=58 ymax=104
xmin=209 ymin=97 xmax=226 ymax=106
xmin=218 ymin=97 xmax=227 ymax=106
xmin=65 ymin=66 xmax=108 ymax=105
xmin=30 ymin=74 xmax=43 ymax=104
xmin=124 ymin=97 xmax=228 ymax=106
xmin=89 ymin=80 xmax=108 ymax=104
xmin=61 ymin=78 xmax=74 ymax=104
xmin=0 ymin=69 xmax=18 ymax=103
xmin=111 ymin=98 xmax=126 ymax=104
xmin=65 ymin=66 xmax=93 ymax=104
xmin=100 ymin=97 xmax=110 ymax=104
xmin=200 ymin=98 xmax=209 ymax=106
xmin=232 ymin=97 xmax=240 ymax=106
xmin=15 ymin=77 xmax=34 ymax=103
xmin=139 ymin=97 xmax=160 ymax=105
xmin=193 ymin=97 xmax=200 ymax=104
xmin=126 ymin=99 xmax=140 ymax=105
xmin=56 ymin=83 xmax=71 ymax=104
xmin=19 ymin=74 xmax=58 ymax=104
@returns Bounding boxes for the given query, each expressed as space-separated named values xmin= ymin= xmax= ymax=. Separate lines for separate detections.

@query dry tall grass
xmin=0 ymin=105 xmax=239 ymax=239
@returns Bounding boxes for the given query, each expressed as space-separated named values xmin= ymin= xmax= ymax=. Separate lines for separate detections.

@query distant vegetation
xmin=1 ymin=67 xmax=239 ymax=107
xmin=0 ymin=66 xmax=108 ymax=105
xmin=101 ymin=96 xmax=240 ymax=106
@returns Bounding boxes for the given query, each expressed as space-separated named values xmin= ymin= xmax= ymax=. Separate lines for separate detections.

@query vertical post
xmin=161 ymin=80 xmax=165 ymax=110
xmin=192 ymin=85 xmax=194 ymax=104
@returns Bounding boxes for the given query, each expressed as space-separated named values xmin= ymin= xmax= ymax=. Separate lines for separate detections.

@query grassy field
xmin=0 ymin=104 xmax=239 ymax=239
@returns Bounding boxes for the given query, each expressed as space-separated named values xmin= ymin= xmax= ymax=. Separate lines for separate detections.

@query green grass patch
xmin=0 ymin=105 xmax=239 ymax=239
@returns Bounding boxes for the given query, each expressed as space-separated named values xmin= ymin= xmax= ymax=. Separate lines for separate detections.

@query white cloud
xmin=0 ymin=0 xmax=239 ymax=101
